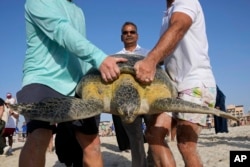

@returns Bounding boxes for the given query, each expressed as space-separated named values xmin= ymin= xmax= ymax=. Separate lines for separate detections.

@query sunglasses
xmin=122 ymin=31 xmax=137 ymax=35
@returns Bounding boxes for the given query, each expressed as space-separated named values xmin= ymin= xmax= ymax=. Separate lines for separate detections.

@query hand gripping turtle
xmin=10 ymin=54 xmax=238 ymax=124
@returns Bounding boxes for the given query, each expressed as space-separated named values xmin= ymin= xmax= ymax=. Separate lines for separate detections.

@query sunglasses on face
xmin=122 ymin=30 xmax=137 ymax=35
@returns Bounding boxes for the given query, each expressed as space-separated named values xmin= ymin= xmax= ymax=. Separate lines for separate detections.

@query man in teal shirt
xmin=17 ymin=0 xmax=126 ymax=166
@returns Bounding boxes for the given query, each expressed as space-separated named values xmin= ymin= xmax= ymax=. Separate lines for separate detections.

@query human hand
xmin=99 ymin=56 xmax=127 ymax=82
xmin=134 ymin=57 xmax=157 ymax=84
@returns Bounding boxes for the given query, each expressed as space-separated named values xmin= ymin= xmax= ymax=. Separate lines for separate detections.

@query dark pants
xmin=55 ymin=115 xmax=100 ymax=167
xmin=112 ymin=115 xmax=147 ymax=167
xmin=112 ymin=115 xmax=130 ymax=151
xmin=214 ymin=115 xmax=228 ymax=133
xmin=55 ymin=122 xmax=83 ymax=167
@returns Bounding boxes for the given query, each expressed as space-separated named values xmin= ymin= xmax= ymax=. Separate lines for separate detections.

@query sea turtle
xmin=10 ymin=54 xmax=238 ymax=124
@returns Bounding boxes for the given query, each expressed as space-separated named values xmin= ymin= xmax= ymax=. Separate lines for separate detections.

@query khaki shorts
xmin=172 ymin=86 xmax=216 ymax=126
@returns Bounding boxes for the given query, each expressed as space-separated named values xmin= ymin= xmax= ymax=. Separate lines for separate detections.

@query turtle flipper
xmin=151 ymin=98 xmax=238 ymax=121
xmin=9 ymin=97 xmax=103 ymax=123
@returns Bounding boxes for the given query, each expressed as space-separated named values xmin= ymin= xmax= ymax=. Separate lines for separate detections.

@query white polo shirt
xmin=116 ymin=44 xmax=149 ymax=56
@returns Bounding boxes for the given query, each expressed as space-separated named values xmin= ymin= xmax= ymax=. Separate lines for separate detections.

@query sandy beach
xmin=0 ymin=126 xmax=249 ymax=167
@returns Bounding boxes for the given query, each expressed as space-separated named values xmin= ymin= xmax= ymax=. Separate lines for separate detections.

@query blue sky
xmin=1 ymin=0 xmax=250 ymax=124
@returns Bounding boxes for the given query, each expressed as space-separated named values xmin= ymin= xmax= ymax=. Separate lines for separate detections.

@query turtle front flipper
xmin=9 ymin=97 xmax=103 ymax=124
xmin=151 ymin=98 xmax=238 ymax=121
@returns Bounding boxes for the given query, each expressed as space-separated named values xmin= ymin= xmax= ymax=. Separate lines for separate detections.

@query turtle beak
xmin=117 ymin=107 xmax=137 ymax=124
xmin=121 ymin=115 xmax=136 ymax=124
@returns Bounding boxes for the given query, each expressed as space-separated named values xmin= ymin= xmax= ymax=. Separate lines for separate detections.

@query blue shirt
xmin=22 ymin=125 xmax=27 ymax=133
xmin=23 ymin=0 xmax=107 ymax=96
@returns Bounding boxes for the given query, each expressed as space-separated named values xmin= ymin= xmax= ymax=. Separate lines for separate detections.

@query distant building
xmin=226 ymin=105 xmax=250 ymax=126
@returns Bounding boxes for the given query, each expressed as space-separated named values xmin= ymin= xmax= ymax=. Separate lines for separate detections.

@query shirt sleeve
xmin=25 ymin=0 xmax=106 ymax=68
xmin=172 ymin=0 xmax=198 ymax=22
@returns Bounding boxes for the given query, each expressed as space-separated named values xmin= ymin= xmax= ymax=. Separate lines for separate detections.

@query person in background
xmin=15 ymin=126 xmax=19 ymax=135
xmin=5 ymin=93 xmax=16 ymax=104
xmin=214 ymin=85 xmax=228 ymax=133
xmin=2 ymin=93 xmax=19 ymax=154
xmin=206 ymin=115 xmax=212 ymax=130
xmin=17 ymin=1 xmax=127 ymax=167
xmin=21 ymin=122 xmax=27 ymax=142
xmin=134 ymin=0 xmax=216 ymax=166
xmin=0 ymin=98 xmax=11 ymax=156
xmin=110 ymin=122 xmax=115 ymax=136
xmin=112 ymin=21 xmax=149 ymax=167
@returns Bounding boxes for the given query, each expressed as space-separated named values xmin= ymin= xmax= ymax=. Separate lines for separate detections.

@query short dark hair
xmin=121 ymin=21 xmax=138 ymax=33
xmin=0 ymin=98 xmax=5 ymax=106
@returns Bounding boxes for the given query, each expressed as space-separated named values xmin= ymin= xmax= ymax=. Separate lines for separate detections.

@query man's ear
xmin=120 ymin=35 xmax=123 ymax=42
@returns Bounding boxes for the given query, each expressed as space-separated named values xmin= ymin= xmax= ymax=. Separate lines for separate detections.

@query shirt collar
xmin=122 ymin=44 xmax=141 ymax=53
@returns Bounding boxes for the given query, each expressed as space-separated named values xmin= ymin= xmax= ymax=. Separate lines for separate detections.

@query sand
xmin=0 ymin=126 xmax=249 ymax=167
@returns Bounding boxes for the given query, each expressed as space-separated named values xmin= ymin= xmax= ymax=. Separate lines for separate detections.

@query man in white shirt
xmin=112 ymin=21 xmax=149 ymax=167
xmin=134 ymin=0 xmax=216 ymax=166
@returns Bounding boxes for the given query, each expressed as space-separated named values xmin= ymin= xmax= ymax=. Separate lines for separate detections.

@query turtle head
xmin=118 ymin=105 xmax=138 ymax=123
xmin=111 ymin=82 xmax=140 ymax=124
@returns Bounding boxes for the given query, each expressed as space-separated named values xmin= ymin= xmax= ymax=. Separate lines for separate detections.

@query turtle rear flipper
xmin=151 ymin=98 xmax=238 ymax=121
xmin=9 ymin=97 xmax=103 ymax=124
